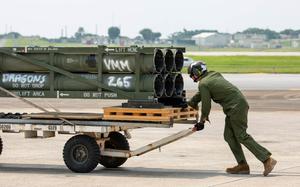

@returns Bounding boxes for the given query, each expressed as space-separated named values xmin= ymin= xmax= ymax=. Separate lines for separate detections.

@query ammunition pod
xmin=174 ymin=49 xmax=184 ymax=72
xmin=163 ymin=74 xmax=175 ymax=97
xmin=162 ymin=49 xmax=174 ymax=72
xmin=0 ymin=51 xmax=164 ymax=73
xmin=0 ymin=46 xmax=185 ymax=100
xmin=173 ymin=74 xmax=184 ymax=96
xmin=0 ymin=73 xmax=164 ymax=97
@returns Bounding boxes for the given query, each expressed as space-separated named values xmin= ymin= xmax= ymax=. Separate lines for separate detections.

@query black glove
xmin=194 ymin=121 xmax=205 ymax=131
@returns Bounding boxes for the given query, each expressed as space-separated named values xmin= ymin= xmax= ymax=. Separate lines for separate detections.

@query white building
xmin=192 ymin=32 xmax=231 ymax=47
xmin=233 ymin=33 xmax=268 ymax=48
xmin=292 ymin=40 xmax=300 ymax=48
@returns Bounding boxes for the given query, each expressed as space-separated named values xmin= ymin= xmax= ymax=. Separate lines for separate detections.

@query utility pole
xmin=5 ymin=24 xmax=8 ymax=34
xmin=65 ymin=25 xmax=68 ymax=38
xmin=95 ymin=24 xmax=98 ymax=35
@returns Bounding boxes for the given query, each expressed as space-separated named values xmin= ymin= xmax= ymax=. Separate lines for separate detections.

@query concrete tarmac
xmin=0 ymin=91 xmax=299 ymax=187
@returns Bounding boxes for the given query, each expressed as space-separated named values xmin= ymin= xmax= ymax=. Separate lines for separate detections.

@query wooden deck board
xmin=103 ymin=107 xmax=198 ymax=122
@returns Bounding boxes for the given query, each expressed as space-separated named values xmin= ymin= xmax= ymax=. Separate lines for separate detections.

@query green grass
xmin=184 ymin=56 xmax=300 ymax=73
xmin=184 ymin=45 xmax=300 ymax=52
xmin=5 ymin=38 xmax=49 ymax=46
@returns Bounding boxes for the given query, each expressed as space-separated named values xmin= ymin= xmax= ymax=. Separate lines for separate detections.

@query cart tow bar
xmin=101 ymin=128 xmax=195 ymax=158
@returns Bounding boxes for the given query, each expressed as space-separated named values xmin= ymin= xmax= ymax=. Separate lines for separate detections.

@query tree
xmin=241 ymin=28 xmax=280 ymax=40
xmin=139 ymin=28 xmax=153 ymax=42
xmin=108 ymin=26 xmax=120 ymax=42
xmin=280 ymin=29 xmax=300 ymax=38
xmin=5 ymin=32 xmax=22 ymax=39
xmin=75 ymin=27 xmax=85 ymax=41
xmin=153 ymin=32 xmax=162 ymax=41
xmin=139 ymin=28 xmax=161 ymax=42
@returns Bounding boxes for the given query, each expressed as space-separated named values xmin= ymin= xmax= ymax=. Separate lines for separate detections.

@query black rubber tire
xmin=0 ymin=136 xmax=3 ymax=155
xmin=99 ymin=132 xmax=130 ymax=168
xmin=63 ymin=135 xmax=100 ymax=173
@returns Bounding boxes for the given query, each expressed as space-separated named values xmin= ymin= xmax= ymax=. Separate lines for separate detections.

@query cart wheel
xmin=99 ymin=132 xmax=130 ymax=168
xmin=63 ymin=135 xmax=100 ymax=173
xmin=0 ymin=136 xmax=3 ymax=155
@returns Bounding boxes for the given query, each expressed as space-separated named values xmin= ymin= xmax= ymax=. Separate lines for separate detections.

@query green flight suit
xmin=188 ymin=71 xmax=271 ymax=163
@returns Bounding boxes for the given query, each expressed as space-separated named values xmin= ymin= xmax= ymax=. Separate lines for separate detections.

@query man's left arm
xmin=187 ymin=91 xmax=201 ymax=110
xmin=200 ymin=85 xmax=211 ymax=122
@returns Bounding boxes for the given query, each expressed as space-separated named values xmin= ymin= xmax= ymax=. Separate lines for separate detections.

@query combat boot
xmin=263 ymin=157 xmax=277 ymax=176
xmin=226 ymin=163 xmax=250 ymax=174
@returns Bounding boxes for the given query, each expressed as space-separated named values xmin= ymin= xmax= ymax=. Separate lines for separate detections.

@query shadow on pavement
xmin=2 ymin=163 xmax=295 ymax=178
xmin=0 ymin=163 xmax=262 ymax=179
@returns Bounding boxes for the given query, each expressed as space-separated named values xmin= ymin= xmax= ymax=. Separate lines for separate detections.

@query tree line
xmin=1 ymin=27 xmax=300 ymax=43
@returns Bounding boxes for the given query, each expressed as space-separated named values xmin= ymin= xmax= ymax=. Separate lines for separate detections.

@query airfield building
xmin=192 ymin=32 xmax=231 ymax=48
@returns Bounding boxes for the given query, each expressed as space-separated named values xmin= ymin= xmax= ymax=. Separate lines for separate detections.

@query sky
xmin=1 ymin=0 xmax=300 ymax=38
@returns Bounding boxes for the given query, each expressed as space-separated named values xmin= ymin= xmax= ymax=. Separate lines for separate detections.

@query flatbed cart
xmin=0 ymin=46 xmax=196 ymax=173
xmin=0 ymin=111 xmax=197 ymax=173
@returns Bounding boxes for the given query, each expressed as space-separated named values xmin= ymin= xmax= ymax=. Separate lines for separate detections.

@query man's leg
xmin=230 ymin=107 xmax=271 ymax=163
xmin=224 ymin=116 xmax=247 ymax=164
xmin=224 ymin=116 xmax=250 ymax=174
